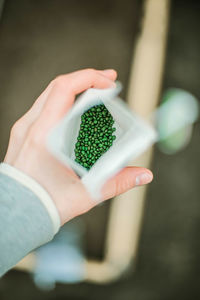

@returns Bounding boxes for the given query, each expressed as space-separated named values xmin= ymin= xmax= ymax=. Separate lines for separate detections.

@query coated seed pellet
xmin=74 ymin=104 xmax=116 ymax=169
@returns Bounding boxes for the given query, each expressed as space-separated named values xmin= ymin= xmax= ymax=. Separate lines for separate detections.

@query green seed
xmin=74 ymin=104 xmax=116 ymax=168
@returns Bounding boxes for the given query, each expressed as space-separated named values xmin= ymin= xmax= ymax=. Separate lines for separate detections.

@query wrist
xmin=0 ymin=162 xmax=61 ymax=234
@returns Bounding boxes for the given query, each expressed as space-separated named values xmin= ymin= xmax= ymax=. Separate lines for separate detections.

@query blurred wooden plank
xmin=87 ymin=0 xmax=170 ymax=283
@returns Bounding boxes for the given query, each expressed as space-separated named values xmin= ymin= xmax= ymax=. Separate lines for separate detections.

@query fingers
xmin=97 ymin=69 xmax=117 ymax=81
xmin=30 ymin=69 xmax=117 ymax=122
xmin=62 ymin=166 xmax=153 ymax=221
xmin=16 ymin=69 xmax=117 ymax=134
xmin=59 ymin=69 xmax=117 ymax=94
xmin=6 ymin=68 xmax=117 ymax=159
xmin=101 ymin=167 xmax=153 ymax=201
xmin=36 ymin=68 xmax=117 ymax=131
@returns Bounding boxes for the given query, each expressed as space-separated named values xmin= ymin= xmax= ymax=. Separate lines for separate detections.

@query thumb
xmin=101 ymin=167 xmax=153 ymax=200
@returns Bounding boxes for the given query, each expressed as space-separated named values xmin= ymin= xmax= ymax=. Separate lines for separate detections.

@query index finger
xmin=37 ymin=68 xmax=117 ymax=131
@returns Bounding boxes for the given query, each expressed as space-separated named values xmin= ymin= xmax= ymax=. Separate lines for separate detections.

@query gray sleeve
xmin=0 ymin=173 xmax=55 ymax=276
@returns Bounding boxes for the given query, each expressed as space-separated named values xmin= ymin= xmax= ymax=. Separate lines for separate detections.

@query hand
xmin=4 ymin=68 xmax=153 ymax=225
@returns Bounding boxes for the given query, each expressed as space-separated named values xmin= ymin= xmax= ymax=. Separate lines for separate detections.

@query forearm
xmin=0 ymin=164 xmax=60 ymax=276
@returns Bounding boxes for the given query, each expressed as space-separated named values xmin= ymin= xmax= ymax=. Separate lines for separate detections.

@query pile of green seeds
xmin=74 ymin=104 xmax=116 ymax=169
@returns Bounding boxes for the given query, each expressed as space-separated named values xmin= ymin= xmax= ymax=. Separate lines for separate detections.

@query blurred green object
xmin=157 ymin=89 xmax=199 ymax=154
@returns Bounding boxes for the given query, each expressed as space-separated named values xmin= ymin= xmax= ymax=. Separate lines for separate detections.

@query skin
xmin=4 ymin=68 xmax=153 ymax=225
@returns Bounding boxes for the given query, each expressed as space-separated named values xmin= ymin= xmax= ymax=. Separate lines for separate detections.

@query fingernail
xmin=135 ymin=172 xmax=153 ymax=186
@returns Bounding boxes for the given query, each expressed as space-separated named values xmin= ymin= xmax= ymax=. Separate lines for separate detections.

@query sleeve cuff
xmin=0 ymin=163 xmax=61 ymax=234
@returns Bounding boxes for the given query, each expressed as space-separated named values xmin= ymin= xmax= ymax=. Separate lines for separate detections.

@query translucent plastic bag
xmin=47 ymin=82 xmax=157 ymax=200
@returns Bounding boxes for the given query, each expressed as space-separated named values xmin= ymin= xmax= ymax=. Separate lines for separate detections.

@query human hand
xmin=4 ymin=68 xmax=153 ymax=225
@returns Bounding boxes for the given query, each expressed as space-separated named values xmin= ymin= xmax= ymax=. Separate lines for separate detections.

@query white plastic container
xmin=47 ymin=82 xmax=157 ymax=200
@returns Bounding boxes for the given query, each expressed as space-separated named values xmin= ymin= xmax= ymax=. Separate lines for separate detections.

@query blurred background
xmin=0 ymin=0 xmax=200 ymax=299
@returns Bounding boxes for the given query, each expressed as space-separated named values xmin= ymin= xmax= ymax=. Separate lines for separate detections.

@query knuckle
xmin=111 ymin=178 xmax=119 ymax=196
xmin=54 ymin=74 xmax=64 ymax=82
xmin=10 ymin=119 xmax=24 ymax=139
xmin=28 ymin=125 xmax=44 ymax=148
xmin=115 ymin=180 xmax=122 ymax=195
xmin=52 ymin=75 xmax=67 ymax=89
xmin=114 ymin=177 xmax=131 ymax=196
xmin=85 ymin=68 xmax=96 ymax=77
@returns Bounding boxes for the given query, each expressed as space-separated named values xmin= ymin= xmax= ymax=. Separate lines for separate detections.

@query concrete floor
xmin=1 ymin=0 xmax=200 ymax=299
